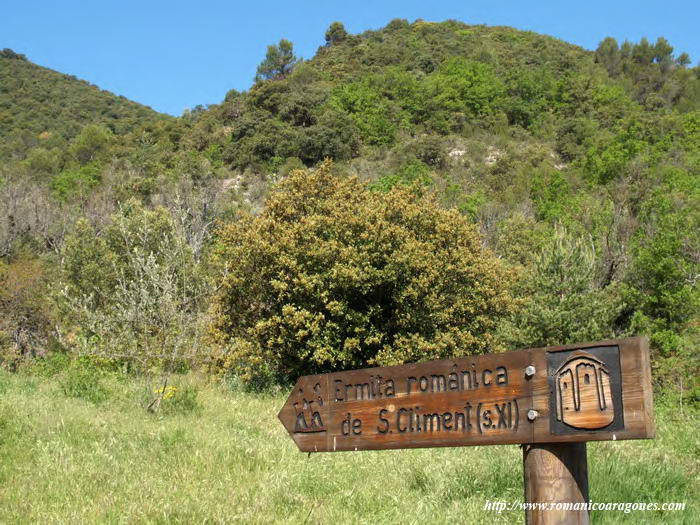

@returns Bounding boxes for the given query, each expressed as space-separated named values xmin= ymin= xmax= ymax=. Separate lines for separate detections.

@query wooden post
xmin=523 ymin=442 xmax=589 ymax=525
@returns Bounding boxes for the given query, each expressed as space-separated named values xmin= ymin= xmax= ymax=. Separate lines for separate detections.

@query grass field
xmin=0 ymin=368 xmax=697 ymax=524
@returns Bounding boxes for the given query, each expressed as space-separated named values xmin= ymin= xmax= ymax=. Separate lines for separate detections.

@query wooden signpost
xmin=278 ymin=337 xmax=655 ymax=524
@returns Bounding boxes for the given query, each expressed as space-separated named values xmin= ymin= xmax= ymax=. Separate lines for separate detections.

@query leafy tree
xmin=255 ymin=39 xmax=298 ymax=81
xmin=330 ymin=79 xmax=396 ymax=145
xmin=69 ymin=124 xmax=112 ymax=165
xmin=595 ymin=37 xmax=621 ymax=76
xmin=425 ymin=58 xmax=505 ymax=131
xmin=504 ymin=67 xmax=559 ymax=128
xmin=298 ymin=108 xmax=360 ymax=163
xmin=628 ymin=172 xmax=699 ymax=333
xmin=583 ymin=121 xmax=647 ymax=184
xmin=625 ymin=170 xmax=700 ymax=397
xmin=325 ymin=22 xmax=348 ymax=45
xmin=209 ymin=161 xmax=516 ymax=386
xmin=61 ymin=219 xmax=117 ymax=309
xmin=555 ymin=116 xmax=599 ymax=161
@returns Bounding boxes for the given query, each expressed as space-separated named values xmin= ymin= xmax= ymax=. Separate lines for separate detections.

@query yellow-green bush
xmin=209 ymin=160 xmax=516 ymax=386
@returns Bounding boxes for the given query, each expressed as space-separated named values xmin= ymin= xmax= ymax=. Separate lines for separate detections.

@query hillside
xmin=0 ymin=20 xmax=698 ymax=403
xmin=181 ymin=19 xmax=699 ymax=173
xmin=0 ymin=48 xmax=166 ymax=161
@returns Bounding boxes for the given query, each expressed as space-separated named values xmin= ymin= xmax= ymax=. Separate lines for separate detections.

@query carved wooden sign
xmin=278 ymin=337 xmax=654 ymax=452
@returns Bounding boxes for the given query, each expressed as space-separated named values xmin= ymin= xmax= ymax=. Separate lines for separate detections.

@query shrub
xmin=412 ymin=135 xmax=447 ymax=168
xmin=498 ymin=226 xmax=625 ymax=348
xmin=159 ymin=385 xmax=200 ymax=415
xmin=32 ymin=351 xmax=71 ymax=377
xmin=0 ymin=256 xmax=54 ymax=369
xmin=209 ymin=160 xmax=516 ymax=385
xmin=51 ymin=163 xmax=101 ymax=201
xmin=530 ymin=169 xmax=572 ymax=221
xmin=369 ymin=159 xmax=432 ymax=192
xmin=60 ymin=202 xmax=209 ymax=409
xmin=61 ymin=360 xmax=108 ymax=403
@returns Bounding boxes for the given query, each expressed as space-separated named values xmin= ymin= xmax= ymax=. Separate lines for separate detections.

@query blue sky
xmin=3 ymin=1 xmax=699 ymax=116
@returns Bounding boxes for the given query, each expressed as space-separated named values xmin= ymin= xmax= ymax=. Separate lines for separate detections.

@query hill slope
xmin=173 ymin=19 xmax=698 ymax=179
xmin=0 ymin=20 xmax=698 ymax=399
xmin=0 ymin=48 xmax=165 ymax=160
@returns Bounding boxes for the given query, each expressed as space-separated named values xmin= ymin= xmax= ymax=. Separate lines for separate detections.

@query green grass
xmin=0 ymin=369 xmax=697 ymax=524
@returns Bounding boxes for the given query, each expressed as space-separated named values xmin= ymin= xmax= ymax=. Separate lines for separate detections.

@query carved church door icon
xmin=554 ymin=351 xmax=615 ymax=430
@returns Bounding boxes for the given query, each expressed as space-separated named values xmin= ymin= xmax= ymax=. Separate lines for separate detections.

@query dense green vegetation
xmin=0 ymin=48 xmax=165 ymax=161
xmin=1 ymin=20 xmax=699 ymax=408
xmin=209 ymin=160 xmax=516 ymax=386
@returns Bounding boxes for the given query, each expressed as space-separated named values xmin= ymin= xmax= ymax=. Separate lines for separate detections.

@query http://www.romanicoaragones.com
xmin=484 ymin=500 xmax=686 ymax=514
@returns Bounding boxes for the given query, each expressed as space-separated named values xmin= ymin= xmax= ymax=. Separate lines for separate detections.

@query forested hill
xmin=0 ymin=20 xmax=698 ymax=400
xmin=182 ymin=19 xmax=699 ymax=173
xmin=0 ymin=48 xmax=165 ymax=161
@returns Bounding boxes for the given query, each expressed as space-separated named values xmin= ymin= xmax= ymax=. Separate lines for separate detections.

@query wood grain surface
xmin=278 ymin=337 xmax=654 ymax=452
xmin=523 ymin=443 xmax=590 ymax=524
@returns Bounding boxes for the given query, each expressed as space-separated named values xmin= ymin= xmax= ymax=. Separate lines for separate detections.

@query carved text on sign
xmin=278 ymin=338 xmax=654 ymax=452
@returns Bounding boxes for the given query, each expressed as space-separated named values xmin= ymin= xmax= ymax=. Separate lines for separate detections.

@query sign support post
xmin=523 ymin=442 xmax=589 ymax=524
